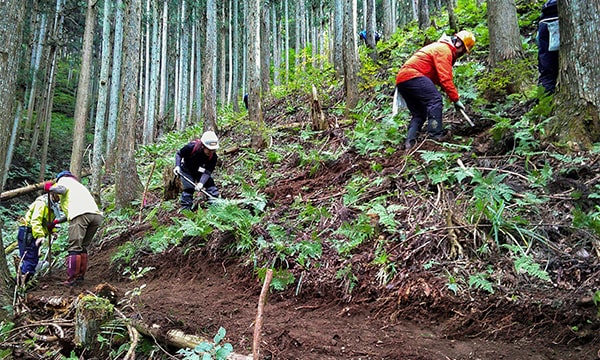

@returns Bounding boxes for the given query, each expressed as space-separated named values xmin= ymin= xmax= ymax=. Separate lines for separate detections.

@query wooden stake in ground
xmin=253 ymin=269 xmax=273 ymax=360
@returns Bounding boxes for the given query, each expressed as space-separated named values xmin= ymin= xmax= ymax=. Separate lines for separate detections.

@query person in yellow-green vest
xmin=46 ymin=171 xmax=103 ymax=286
xmin=17 ymin=188 xmax=61 ymax=284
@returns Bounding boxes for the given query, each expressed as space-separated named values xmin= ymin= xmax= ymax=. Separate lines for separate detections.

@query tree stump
xmin=74 ymin=295 xmax=113 ymax=353
xmin=311 ymin=85 xmax=328 ymax=131
xmin=163 ymin=166 xmax=181 ymax=200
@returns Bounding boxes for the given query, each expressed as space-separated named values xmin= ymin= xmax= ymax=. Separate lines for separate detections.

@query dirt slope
xmin=24 ymin=106 xmax=600 ymax=359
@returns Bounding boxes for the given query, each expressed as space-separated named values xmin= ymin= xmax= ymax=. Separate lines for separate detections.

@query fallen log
xmin=0 ymin=182 xmax=44 ymax=201
xmin=133 ymin=321 xmax=253 ymax=360
xmin=1 ymin=173 xmax=91 ymax=201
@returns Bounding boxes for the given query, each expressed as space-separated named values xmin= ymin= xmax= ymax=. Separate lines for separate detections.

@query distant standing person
xmin=16 ymin=185 xmax=60 ymax=284
xmin=243 ymin=93 xmax=249 ymax=110
xmin=395 ymin=30 xmax=476 ymax=150
xmin=173 ymin=131 xmax=220 ymax=210
xmin=537 ymin=0 xmax=559 ymax=94
xmin=47 ymin=171 xmax=104 ymax=286
xmin=359 ymin=29 xmax=381 ymax=44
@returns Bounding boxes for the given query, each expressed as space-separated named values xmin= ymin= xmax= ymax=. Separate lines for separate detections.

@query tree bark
xmin=71 ymin=0 xmax=98 ymax=178
xmin=0 ymin=0 xmax=26 ymax=319
xmin=203 ymin=0 xmax=218 ymax=131
xmin=116 ymin=0 xmax=143 ymax=209
xmin=92 ymin=0 xmax=113 ymax=201
xmin=248 ymin=0 xmax=266 ymax=149
xmin=487 ymin=0 xmax=523 ymax=67
xmin=550 ymin=0 xmax=600 ymax=149
xmin=342 ymin=0 xmax=359 ymax=111
xmin=106 ymin=0 xmax=125 ymax=173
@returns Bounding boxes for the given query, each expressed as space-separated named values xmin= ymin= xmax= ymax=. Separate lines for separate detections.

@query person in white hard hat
xmin=173 ymin=131 xmax=220 ymax=210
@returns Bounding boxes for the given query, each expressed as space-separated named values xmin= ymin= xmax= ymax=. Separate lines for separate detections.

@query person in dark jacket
xmin=173 ymin=131 xmax=220 ymax=210
xmin=359 ymin=29 xmax=381 ymax=44
xmin=537 ymin=0 xmax=559 ymax=94
xmin=395 ymin=30 xmax=476 ymax=150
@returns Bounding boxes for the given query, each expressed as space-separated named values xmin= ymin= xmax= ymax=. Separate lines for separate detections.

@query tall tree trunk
xmin=203 ymin=0 xmax=217 ymax=131
xmin=248 ymin=0 xmax=266 ymax=149
xmin=116 ymin=0 xmax=143 ymax=209
xmin=232 ymin=0 xmax=240 ymax=111
xmin=382 ymin=0 xmax=393 ymax=37
xmin=342 ymin=0 xmax=359 ymax=111
xmin=34 ymin=0 xmax=65 ymax=176
xmin=106 ymin=0 xmax=125 ymax=173
xmin=24 ymin=14 xmax=47 ymax=141
xmin=551 ymin=0 xmax=600 ymax=148
xmin=284 ymin=0 xmax=290 ymax=84
xmin=227 ymin=0 xmax=233 ymax=104
xmin=145 ymin=0 xmax=160 ymax=143
xmin=365 ymin=0 xmax=377 ymax=60
xmin=446 ymin=0 xmax=458 ymax=32
xmin=158 ymin=0 xmax=168 ymax=133
xmin=272 ymin=5 xmax=280 ymax=86
xmin=260 ymin=0 xmax=271 ymax=96
xmin=487 ymin=0 xmax=522 ymax=67
xmin=417 ymin=0 xmax=429 ymax=30
xmin=91 ymin=0 xmax=112 ymax=200
xmin=71 ymin=0 xmax=97 ymax=178
xmin=219 ymin=3 xmax=227 ymax=106
xmin=333 ymin=0 xmax=344 ymax=78
xmin=0 ymin=0 xmax=26 ymax=319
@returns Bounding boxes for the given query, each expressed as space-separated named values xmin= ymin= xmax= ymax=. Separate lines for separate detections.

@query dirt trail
xmin=28 ymin=239 xmax=597 ymax=359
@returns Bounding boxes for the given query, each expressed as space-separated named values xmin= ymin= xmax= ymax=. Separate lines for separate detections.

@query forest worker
xmin=395 ymin=30 xmax=475 ymax=150
xmin=537 ymin=0 xmax=559 ymax=94
xmin=46 ymin=171 xmax=103 ymax=286
xmin=173 ymin=131 xmax=220 ymax=210
xmin=16 ymin=184 xmax=61 ymax=284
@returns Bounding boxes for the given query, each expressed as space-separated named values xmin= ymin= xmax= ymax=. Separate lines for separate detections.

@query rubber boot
xmin=180 ymin=191 xmax=194 ymax=210
xmin=64 ymin=254 xmax=81 ymax=286
xmin=78 ymin=252 xmax=88 ymax=283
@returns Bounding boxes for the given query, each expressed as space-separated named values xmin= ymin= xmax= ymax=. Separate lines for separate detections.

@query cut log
xmin=133 ymin=321 xmax=253 ymax=360
xmin=0 ymin=182 xmax=45 ymax=201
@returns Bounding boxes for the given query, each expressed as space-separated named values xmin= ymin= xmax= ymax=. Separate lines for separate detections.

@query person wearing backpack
xmin=537 ymin=0 xmax=559 ymax=94
xmin=173 ymin=131 xmax=220 ymax=210
xmin=16 ymin=185 xmax=61 ymax=285
xmin=395 ymin=30 xmax=475 ymax=150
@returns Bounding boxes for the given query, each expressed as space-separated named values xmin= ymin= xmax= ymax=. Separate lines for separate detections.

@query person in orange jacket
xmin=395 ymin=30 xmax=475 ymax=150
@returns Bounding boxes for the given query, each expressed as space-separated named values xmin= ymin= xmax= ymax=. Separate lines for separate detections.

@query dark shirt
xmin=176 ymin=141 xmax=218 ymax=180
xmin=541 ymin=0 xmax=558 ymax=20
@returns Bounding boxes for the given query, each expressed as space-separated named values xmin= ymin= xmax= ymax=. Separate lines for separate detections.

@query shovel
xmin=458 ymin=108 xmax=475 ymax=127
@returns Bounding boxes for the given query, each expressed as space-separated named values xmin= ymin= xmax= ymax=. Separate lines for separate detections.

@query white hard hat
xmin=201 ymin=131 xmax=219 ymax=150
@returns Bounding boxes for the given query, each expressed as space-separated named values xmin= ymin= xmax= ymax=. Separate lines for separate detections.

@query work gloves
xmin=46 ymin=219 xmax=59 ymax=232
xmin=195 ymin=182 xmax=204 ymax=192
xmin=454 ymin=100 xmax=465 ymax=111
xmin=173 ymin=166 xmax=181 ymax=176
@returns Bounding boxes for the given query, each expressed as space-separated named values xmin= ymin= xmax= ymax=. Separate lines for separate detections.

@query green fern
xmin=468 ymin=269 xmax=495 ymax=294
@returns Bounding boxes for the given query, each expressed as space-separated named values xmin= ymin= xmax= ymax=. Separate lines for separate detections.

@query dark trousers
xmin=396 ymin=76 xmax=444 ymax=143
xmin=180 ymin=169 xmax=219 ymax=208
xmin=537 ymin=22 xmax=559 ymax=94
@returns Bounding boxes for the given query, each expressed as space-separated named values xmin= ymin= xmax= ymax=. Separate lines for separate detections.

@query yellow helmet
xmin=455 ymin=30 xmax=476 ymax=53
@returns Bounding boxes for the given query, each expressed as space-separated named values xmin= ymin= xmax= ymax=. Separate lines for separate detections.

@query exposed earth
xmin=8 ymin=105 xmax=600 ymax=360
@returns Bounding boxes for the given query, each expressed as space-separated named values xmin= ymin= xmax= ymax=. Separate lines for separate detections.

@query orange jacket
xmin=395 ymin=39 xmax=459 ymax=102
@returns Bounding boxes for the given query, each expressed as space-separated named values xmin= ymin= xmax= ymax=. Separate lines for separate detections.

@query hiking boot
xmin=431 ymin=130 xmax=451 ymax=142
xmin=404 ymin=139 xmax=416 ymax=150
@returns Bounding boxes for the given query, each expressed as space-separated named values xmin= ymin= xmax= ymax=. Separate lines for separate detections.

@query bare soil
xmin=23 ymin=109 xmax=600 ymax=360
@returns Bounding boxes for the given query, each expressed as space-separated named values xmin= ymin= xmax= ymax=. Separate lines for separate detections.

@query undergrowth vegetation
xmin=90 ymin=0 xmax=600 ymax=308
